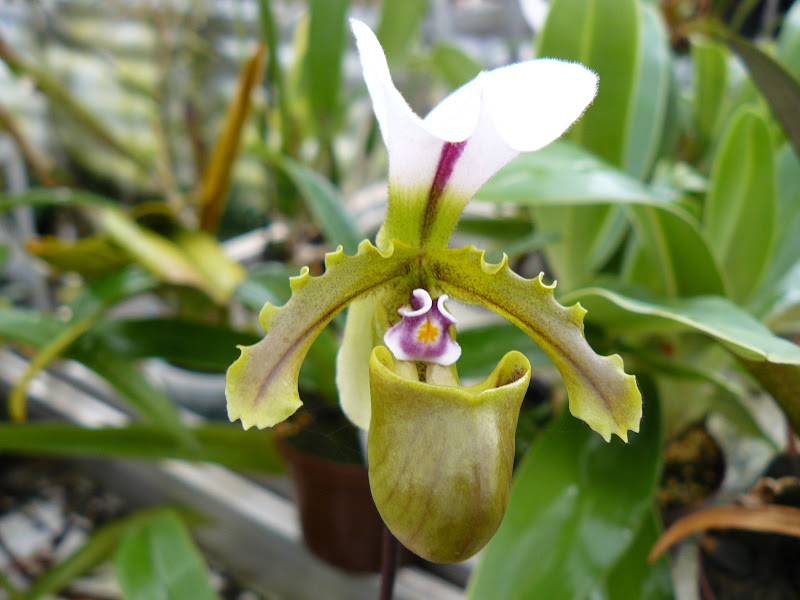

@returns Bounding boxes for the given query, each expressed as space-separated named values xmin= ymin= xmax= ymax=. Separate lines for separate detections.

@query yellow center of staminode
xmin=417 ymin=320 xmax=439 ymax=344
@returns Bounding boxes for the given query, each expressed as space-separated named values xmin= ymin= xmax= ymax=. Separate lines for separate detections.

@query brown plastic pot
xmin=278 ymin=434 xmax=414 ymax=572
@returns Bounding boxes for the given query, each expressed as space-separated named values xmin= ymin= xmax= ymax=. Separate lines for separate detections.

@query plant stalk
xmin=379 ymin=523 xmax=399 ymax=600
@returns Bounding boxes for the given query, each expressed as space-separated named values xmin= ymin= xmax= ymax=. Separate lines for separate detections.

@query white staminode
xmin=398 ymin=288 xmax=433 ymax=317
xmin=350 ymin=18 xmax=598 ymax=200
xmin=436 ymin=295 xmax=456 ymax=323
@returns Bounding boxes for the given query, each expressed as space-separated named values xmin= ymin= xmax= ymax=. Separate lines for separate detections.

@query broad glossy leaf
xmin=691 ymin=36 xmax=728 ymax=149
xmin=538 ymin=0 xmax=639 ymax=167
xmin=623 ymin=3 xmax=671 ymax=179
xmin=748 ymin=145 xmax=800 ymax=321
xmin=534 ymin=0 xmax=640 ymax=289
xmin=625 ymin=205 xmax=726 ymax=296
xmin=0 ymin=423 xmax=283 ymax=473
xmin=376 ymin=0 xmax=428 ymax=63
xmin=477 ymin=142 xmax=725 ymax=296
xmin=567 ymin=286 xmax=800 ymax=363
xmin=467 ymin=384 xmax=661 ymax=599
xmin=478 ymin=141 xmax=669 ymax=207
xmin=705 ymin=108 xmax=776 ymax=304
xmin=114 ymin=511 xmax=218 ymax=600
xmin=593 ymin=509 xmax=674 ymax=600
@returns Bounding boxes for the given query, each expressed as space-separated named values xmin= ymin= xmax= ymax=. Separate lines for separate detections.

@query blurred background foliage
xmin=1 ymin=0 xmax=800 ymax=598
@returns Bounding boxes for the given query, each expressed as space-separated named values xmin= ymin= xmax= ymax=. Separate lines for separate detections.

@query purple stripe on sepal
xmin=420 ymin=140 xmax=468 ymax=243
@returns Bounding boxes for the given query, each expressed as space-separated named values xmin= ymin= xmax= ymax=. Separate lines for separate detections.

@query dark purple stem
xmin=379 ymin=524 xmax=399 ymax=600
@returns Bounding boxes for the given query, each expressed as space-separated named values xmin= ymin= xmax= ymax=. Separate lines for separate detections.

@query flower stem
xmin=379 ymin=523 xmax=399 ymax=600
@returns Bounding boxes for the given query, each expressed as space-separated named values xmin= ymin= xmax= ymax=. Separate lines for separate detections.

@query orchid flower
xmin=226 ymin=20 xmax=642 ymax=563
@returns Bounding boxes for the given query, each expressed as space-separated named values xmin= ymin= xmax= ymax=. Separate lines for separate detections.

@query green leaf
xmin=691 ymin=36 xmax=728 ymax=150
xmin=705 ymin=107 xmax=776 ymax=304
xmin=7 ymin=268 xmax=157 ymax=421
xmin=752 ymin=145 xmax=800 ymax=322
xmin=26 ymin=235 xmax=130 ymax=279
xmin=534 ymin=0 xmax=641 ymax=289
xmin=625 ymin=205 xmax=726 ymax=296
xmin=0 ymin=188 xmax=111 ymax=212
xmin=538 ymin=0 xmax=640 ymax=168
xmin=467 ymin=382 xmax=661 ymax=599
xmin=593 ymin=509 xmax=675 ymax=600
xmin=477 ymin=142 xmax=726 ymax=296
xmin=428 ymin=247 xmax=641 ymax=442
xmin=271 ymin=154 xmax=361 ymax=254
xmin=0 ymin=306 xmax=187 ymax=436
xmin=376 ymin=0 xmax=429 ymax=63
xmin=70 ymin=345 xmax=189 ymax=434
xmin=24 ymin=508 xmax=173 ymax=600
xmin=715 ymin=27 xmax=800 ymax=158
xmin=566 ymin=285 xmax=800 ymax=363
xmin=306 ymin=0 xmax=349 ymax=137
xmin=776 ymin=143 xmax=800 ymax=234
xmin=90 ymin=318 xmax=260 ymax=373
xmin=478 ymin=141 xmax=669 ymax=208
xmin=623 ymin=3 xmax=671 ymax=179
xmin=114 ymin=511 xmax=219 ymax=600
xmin=235 ymin=263 xmax=296 ymax=308
xmin=430 ymin=43 xmax=484 ymax=89
xmin=458 ymin=323 xmax=553 ymax=379
xmin=743 ymin=359 xmax=800 ymax=435
xmin=96 ymin=208 xmax=224 ymax=303
xmin=172 ymin=229 xmax=247 ymax=303
xmin=0 ymin=423 xmax=283 ymax=473
xmin=777 ymin=0 xmax=800 ymax=76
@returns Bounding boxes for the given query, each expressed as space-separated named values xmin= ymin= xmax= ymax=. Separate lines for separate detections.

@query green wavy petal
xmin=425 ymin=246 xmax=641 ymax=442
xmin=226 ymin=240 xmax=419 ymax=429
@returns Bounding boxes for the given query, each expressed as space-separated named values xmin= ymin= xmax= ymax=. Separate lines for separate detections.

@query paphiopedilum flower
xmin=226 ymin=19 xmax=642 ymax=563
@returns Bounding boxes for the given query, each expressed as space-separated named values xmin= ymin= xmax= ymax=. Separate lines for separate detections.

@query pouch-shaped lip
xmin=367 ymin=346 xmax=531 ymax=562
